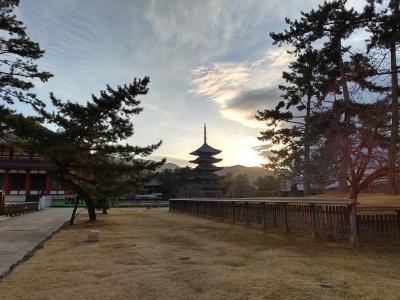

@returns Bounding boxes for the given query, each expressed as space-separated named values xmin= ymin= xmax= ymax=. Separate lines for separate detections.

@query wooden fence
xmin=116 ymin=200 xmax=169 ymax=208
xmin=356 ymin=207 xmax=400 ymax=240
xmin=0 ymin=190 xmax=39 ymax=217
xmin=170 ymin=198 xmax=400 ymax=243
xmin=1 ymin=202 xmax=38 ymax=217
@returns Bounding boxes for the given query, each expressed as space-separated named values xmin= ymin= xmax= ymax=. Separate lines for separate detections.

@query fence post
xmin=262 ymin=202 xmax=266 ymax=228
xmin=212 ymin=201 xmax=216 ymax=218
xmin=396 ymin=210 xmax=400 ymax=236
xmin=232 ymin=201 xmax=235 ymax=223
xmin=0 ymin=190 xmax=4 ymax=216
xmin=245 ymin=202 xmax=250 ymax=225
xmin=349 ymin=203 xmax=358 ymax=244
xmin=283 ymin=203 xmax=289 ymax=234
xmin=310 ymin=204 xmax=317 ymax=241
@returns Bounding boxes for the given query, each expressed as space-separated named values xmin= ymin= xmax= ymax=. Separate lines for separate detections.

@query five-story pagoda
xmin=187 ymin=124 xmax=223 ymax=197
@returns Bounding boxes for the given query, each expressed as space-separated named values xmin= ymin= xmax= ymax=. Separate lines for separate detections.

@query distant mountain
xmin=217 ymin=165 xmax=271 ymax=183
xmin=159 ymin=162 xmax=180 ymax=171
xmin=150 ymin=155 xmax=189 ymax=167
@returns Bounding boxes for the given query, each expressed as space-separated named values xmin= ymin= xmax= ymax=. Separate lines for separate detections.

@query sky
xmin=17 ymin=0 xmax=363 ymax=167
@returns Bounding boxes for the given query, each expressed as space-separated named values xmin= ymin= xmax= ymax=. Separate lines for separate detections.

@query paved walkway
xmin=0 ymin=208 xmax=78 ymax=277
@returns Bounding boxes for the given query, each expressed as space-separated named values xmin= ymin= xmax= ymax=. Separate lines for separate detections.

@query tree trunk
xmin=47 ymin=171 xmax=97 ymax=221
xmin=359 ymin=167 xmax=388 ymax=191
xmin=349 ymin=185 xmax=359 ymax=200
xmin=338 ymin=39 xmax=351 ymax=192
xmin=69 ymin=197 xmax=79 ymax=225
xmin=82 ymin=198 xmax=94 ymax=220
xmin=303 ymin=94 xmax=312 ymax=196
xmin=102 ymin=198 xmax=108 ymax=214
xmin=389 ymin=0 xmax=399 ymax=195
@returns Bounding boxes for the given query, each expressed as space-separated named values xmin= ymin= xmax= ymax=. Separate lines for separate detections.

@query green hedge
xmin=51 ymin=199 xmax=86 ymax=208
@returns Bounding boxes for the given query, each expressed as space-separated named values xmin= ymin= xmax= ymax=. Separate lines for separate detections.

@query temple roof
xmin=0 ymin=158 xmax=52 ymax=170
xmin=190 ymin=143 xmax=221 ymax=156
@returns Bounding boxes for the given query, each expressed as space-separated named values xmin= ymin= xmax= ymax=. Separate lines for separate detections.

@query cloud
xmin=252 ymin=143 xmax=275 ymax=160
xmin=20 ymin=0 xmax=326 ymax=166
xmin=190 ymin=47 xmax=291 ymax=128
xmin=144 ymin=0 xmax=251 ymax=61
xmin=144 ymin=0 xmax=322 ymax=62
xmin=226 ymin=87 xmax=279 ymax=111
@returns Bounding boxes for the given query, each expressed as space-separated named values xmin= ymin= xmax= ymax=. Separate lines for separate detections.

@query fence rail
xmin=116 ymin=200 xmax=169 ymax=208
xmin=1 ymin=202 xmax=38 ymax=217
xmin=170 ymin=198 xmax=400 ymax=243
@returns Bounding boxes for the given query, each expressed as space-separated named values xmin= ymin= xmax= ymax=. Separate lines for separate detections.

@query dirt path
xmin=0 ymin=208 xmax=399 ymax=299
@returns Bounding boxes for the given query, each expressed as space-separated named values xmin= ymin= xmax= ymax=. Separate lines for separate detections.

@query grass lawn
xmin=312 ymin=192 xmax=400 ymax=207
xmin=355 ymin=193 xmax=400 ymax=207
xmin=0 ymin=208 xmax=400 ymax=299
xmin=51 ymin=199 xmax=86 ymax=208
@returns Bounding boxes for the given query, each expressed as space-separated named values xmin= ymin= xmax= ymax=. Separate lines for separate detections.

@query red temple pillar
xmin=25 ymin=171 xmax=31 ymax=195
xmin=3 ymin=172 xmax=9 ymax=195
xmin=45 ymin=175 xmax=51 ymax=195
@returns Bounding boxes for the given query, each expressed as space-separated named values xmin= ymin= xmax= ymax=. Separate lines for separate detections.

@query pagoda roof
xmin=189 ymin=156 xmax=222 ymax=164
xmin=190 ymin=143 xmax=221 ymax=156
xmin=194 ymin=165 xmax=223 ymax=172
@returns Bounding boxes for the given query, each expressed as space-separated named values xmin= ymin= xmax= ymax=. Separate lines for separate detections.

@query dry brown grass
xmin=312 ymin=192 xmax=400 ymax=207
xmin=354 ymin=193 xmax=400 ymax=207
xmin=1 ymin=208 xmax=400 ymax=300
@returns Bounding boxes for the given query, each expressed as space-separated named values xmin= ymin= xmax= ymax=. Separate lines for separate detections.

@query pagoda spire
xmin=204 ymin=123 xmax=207 ymax=144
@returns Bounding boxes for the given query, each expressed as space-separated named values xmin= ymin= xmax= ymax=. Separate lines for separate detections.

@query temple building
xmin=0 ymin=140 xmax=67 ymax=202
xmin=182 ymin=124 xmax=224 ymax=198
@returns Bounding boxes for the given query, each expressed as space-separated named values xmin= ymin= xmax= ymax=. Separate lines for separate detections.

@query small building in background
xmin=144 ymin=178 xmax=164 ymax=195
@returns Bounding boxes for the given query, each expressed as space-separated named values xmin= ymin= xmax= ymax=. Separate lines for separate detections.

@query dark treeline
xmin=156 ymin=168 xmax=279 ymax=199
xmin=257 ymin=0 xmax=400 ymax=200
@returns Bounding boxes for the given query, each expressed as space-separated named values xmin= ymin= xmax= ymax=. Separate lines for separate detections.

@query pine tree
xmin=0 ymin=0 xmax=52 ymax=108
xmin=256 ymin=48 xmax=325 ymax=195
xmin=366 ymin=0 xmax=400 ymax=194
xmin=6 ymin=77 xmax=164 ymax=221
xmin=316 ymin=100 xmax=390 ymax=200
xmin=268 ymin=0 xmax=385 ymax=195
xmin=270 ymin=0 xmax=363 ymax=192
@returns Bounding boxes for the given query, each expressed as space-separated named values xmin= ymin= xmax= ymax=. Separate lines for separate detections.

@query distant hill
xmin=151 ymin=155 xmax=189 ymax=167
xmin=217 ymin=165 xmax=271 ymax=183
xmin=159 ymin=162 xmax=180 ymax=170
xmin=158 ymin=162 xmax=271 ymax=183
